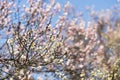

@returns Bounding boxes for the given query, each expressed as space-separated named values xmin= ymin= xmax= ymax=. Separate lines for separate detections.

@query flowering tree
xmin=0 ymin=0 xmax=120 ymax=80
xmin=0 ymin=0 xmax=64 ymax=79
xmin=60 ymin=6 xmax=120 ymax=80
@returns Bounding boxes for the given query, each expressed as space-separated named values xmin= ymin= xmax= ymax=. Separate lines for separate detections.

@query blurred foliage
xmin=0 ymin=0 xmax=120 ymax=80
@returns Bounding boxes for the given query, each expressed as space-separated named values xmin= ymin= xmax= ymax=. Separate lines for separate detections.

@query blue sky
xmin=50 ymin=0 xmax=119 ymax=26
xmin=57 ymin=0 xmax=118 ymax=10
